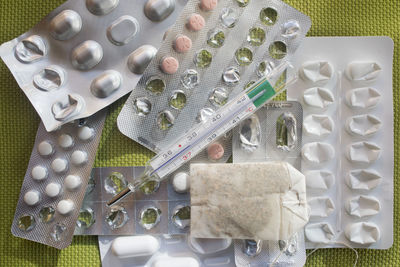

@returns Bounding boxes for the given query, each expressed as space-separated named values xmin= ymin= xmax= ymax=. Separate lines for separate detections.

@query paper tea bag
xmin=190 ymin=161 xmax=309 ymax=241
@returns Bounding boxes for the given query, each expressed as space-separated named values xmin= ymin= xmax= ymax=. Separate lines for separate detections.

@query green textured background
xmin=0 ymin=0 xmax=398 ymax=266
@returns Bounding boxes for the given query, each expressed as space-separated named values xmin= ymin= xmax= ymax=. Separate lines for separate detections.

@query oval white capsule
xmin=111 ymin=235 xmax=160 ymax=258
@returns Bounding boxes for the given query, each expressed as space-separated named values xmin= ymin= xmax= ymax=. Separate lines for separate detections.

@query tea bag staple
xmin=190 ymin=161 xmax=309 ymax=241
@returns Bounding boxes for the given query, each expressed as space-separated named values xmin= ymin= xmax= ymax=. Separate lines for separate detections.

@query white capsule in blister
xmin=345 ymin=87 xmax=381 ymax=109
xmin=346 ymin=169 xmax=382 ymax=190
xmin=51 ymin=158 xmax=68 ymax=174
xmin=71 ymin=40 xmax=103 ymax=70
xmin=172 ymin=172 xmax=190 ymax=193
xmin=111 ymin=235 xmax=160 ymax=258
xmin=38 ymin=141 xmax=54 ymax=157
xmin=107 ymin=16 xmax=139 ymax=46
xmin=33 ymin=65 xmax=65 ymax=92
xmin=303 ymin=114 xmax=334 ymax=137
xmin=152 ymin=256 xmax=200 ymax=267
xmin=144 ymin=0 xmax=176 ymax=22
xmin=64 ymin=175 xmax=82 ymax=191
xmin=302 ymin=142 xmax=335 ymax=164
xmin=49 ymin=10 xmax=82 ymax=41
xmin=303 ymin=87 xmax=335 ymax=109
xmin=346 ymin=141 xmax=381 ymax=164
xmin=71 ymin=150 xmax=88 ymax=166
xmin=127 ymin=45 xmax=157 ymax=74
xmin=78 ymin=126 xmax=95 ymax=141
xmin=57 ymin=199 xmax=74 ymax=215
xmin=299 ymin=61 xmax=333 ymax=84
xmin=15 ymin=35 xmax=47 ymax=63
xmin=345 ymin=195 xmax=381 ymax=218
xmin=305 ymin=222 xmax=335 ymax=244
xmin=345 ymin=114 xmax=382 ymax=137
xmin=86 ymin=0 xmax=119 ymax=15
xmin=345 ymin=222 xmax=380 ymax=245
xmin=24 ymin=190 xmax=41 ymax=206
xmin=31 ymin=165 xmax=48 ymax=181
xmin=90 ymin=70 xmax=122 ymax=98
xmin=45 ymin=183 xmax=62 ymax=198
xmin=345 ymin=61 xmax=382 ymax=83
xmin=308 ymin=196 xmax=335 ymax=218
xmin=58 ymin=134 xmax=74 ymax=149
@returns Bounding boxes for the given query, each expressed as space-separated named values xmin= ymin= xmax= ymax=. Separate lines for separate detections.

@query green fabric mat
xmin=0 ymin=0 xmax=398 ymax=266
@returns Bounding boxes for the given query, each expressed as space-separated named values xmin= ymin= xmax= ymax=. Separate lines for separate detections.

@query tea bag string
xmin=306 ymin=241 xmax=358 ymax=267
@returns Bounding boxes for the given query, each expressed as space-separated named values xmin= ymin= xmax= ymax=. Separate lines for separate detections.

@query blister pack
xmin=11 ymin=110 xmax=106 ymax=249
xmin=287 ymin=37 xmax=394 ymax=249
xmin=75 ymin=166 xmax=195 ymax=235
xmin=0 ymin=0 xmax=188 ymax=132
xmin=117 ymin=0 xmax=311 ymax=154
xmin=99 ymin=234 xmax=235 ymax=267
xmin=232 ymin=101 xmax=305 ymax=266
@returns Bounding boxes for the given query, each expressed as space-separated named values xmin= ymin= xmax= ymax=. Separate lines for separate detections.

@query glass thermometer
xmin=107 ymin=62 xmax=295 ymax=206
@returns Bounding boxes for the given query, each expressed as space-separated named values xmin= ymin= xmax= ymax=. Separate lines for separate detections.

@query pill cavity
xmin=346 ymin=141 xmax=381 ymax=164
xmin=189 ymin=236 xmax=232 ymax=254
xmin=242 ymin=239 xmax=262 ymax=257
xmin=65 ymin=175 xmax=82 ymax=191
xmin=86 ymin=0 xmax=119 ymax=15
xmin=308 ymin=196 xmax=335 ymax=218
xmin=172 ymin=172 xmax=190 ymax=193
xmin=57 ymin=199 xmax=74 ymax=215
xmin=260 ymin=7 xmax=278 ymax=26
xmin=90 ymin=70 xmax=122 ymax=98
xmin=152 ymin=256 xmax=200 ymax=267
xmin=133 ymin=97 xmax=152 ymax=116
xmin=305 ymin=223 xmax=335 ymax=244
xmin=345 ymin=114 xmax=382 ymax=137
xmin=107 ymin=16 xmax=139 ymax=46
xmin=172 ymin=205 xmax=190 ymax=229
xmin=300 ymin=61 xmax=334 ymax=84
xmin=15 ymin=35 xmax=47 ymax=63
xmin=169 ymin=90 xmax=186 ymax=110
xmin=38 ymin=141 xmax=54 ymax=157
xmin=207 ymin=142 xmax=225 ymax=161
xmin=139 ymin=180 xmax=160 ymax=195
xmin=346 ymin=195 xmax=381 ymax=218
xmin=58 ymin=134 xmax=74 ymax=149
xmin=104 ymin=172 xmax=127 ymax=195
xmin=78 ymin=126 xmax=95 ymax=141
xmin=194 ymin=49 xmax=212 ymax=68
xmin=222 ymin=66 xmax=240 ymax=85
xmin=236 ymin=0 xmax=249 ymax=7
xmin=51 ymin=158 xmax=68 ymax=173
xmin=161 ymin=56 xmax=179 ymax=74
xmin=71 ymin=150 xmax=88 ymax=166
xmin=71 ymin=40 xmax=103 ymax=70
xmin=111 ymin=235 xmax=160 ymax=258
xmin=220 ymin=8 xmax=238 ymax=28
xmin=146 ymin=77 xmax=166 ymax=95
xmin=52 ymin=94 xmax=84 ymax=121
xmin=105 ymin=205 xmax=129 ymax=229
xmin=305 ymin=170 xmax=335 ymax=190
xmin=187 ymin=13 xmax=205 ymax=31
xmin=33 ymin=65 xmax=65 ymax=92
xmin=39 ymin=206 xmax=55 ymax=223
xmin=346 ymin=169 xmax=382 ymax=190
xmin=303 ymin=114 xmax=334 ymax=137
xmin=269 ymin=41 xmax=287 ymax=60
xmin=346 ymin=87 xmax=381 ymax=109
xmin=303 ymin=87 xmax=335 ymax=109
xmin=140 ymin=206 xmax=162 ymax=230
xmin=247 ymin=27 xmax=266 ymax=46
xmin=174 ymin=35 xmax=192 ymax=53
xmin=50 ymin=10 xmax=82 ymax=41
xmin=345 ymin=222 xmax=380 ymax=244
xmin=281 ymin=20 xmax=301 ymax=39
xmin=181 ymin=69 xmax=199 ymax=89
xmin=18 ymin=215 xmax=36 ymax=231
xmin=345 ymin=61 xmax=382 ymax=83
xmin=127 ymin=45 xmax=157 ymax=74
xmin=24 ymin=190 xmax=41 ymax=206
xmin=31 ymin=165 xmax=48 ymax=181
xmin=50 ymin=223 xmax=67 ymax=241
xmin=76 ymin=207 xmax=95 ymax=228
xmin=157 ymin=110 xmax=175 ymax=130
xmin=276 ymin=112 xmax=297 ymax=151
xmin=45 ymin=183 xmax=62 ymax=198
xmin=209 ymin=87 xmax=229 ymax=107
xmin=207 ymin=29 xmax=225 ymax=48
xmin=257 ymin=61 xmax=275 ymax=77
xmin=200 ymin=0 xmax=218 ymax=11
xmin=144 ymin=0 xmax=175 ymax=22
xmin=239 ymin=114 xmax=261 ymax=152
xmin=302 ymin=142 xmax=335 ymax=164
xmin=235 ymin=47 xmax=253 ymax=66
xmin=196 ymin=107 xmax=214 ymax=123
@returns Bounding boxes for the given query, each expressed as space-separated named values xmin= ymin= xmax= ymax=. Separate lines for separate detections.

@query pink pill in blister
xmin=161 ymin=56 xmax=179 ymax=74
xmin=186 ymin=13 xmax=205 ymax=32
xmin=200 ymin=0 xmax=218 ymax=11
xmin=207 ymin=142 xmax=225 ymax=161
xmin=174 ymin=35 xmax=192 ymax=53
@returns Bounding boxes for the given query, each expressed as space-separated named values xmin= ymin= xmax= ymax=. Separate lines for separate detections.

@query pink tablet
xmin=161 ymin=56 xmax=179 ymax=74
xmin=186 ymin=13 xmax=205 ymax=32
xmin=174 ymin=35 xmax=192 ymax=53
xmin=207 ymin=143 xmax=225 ymax=161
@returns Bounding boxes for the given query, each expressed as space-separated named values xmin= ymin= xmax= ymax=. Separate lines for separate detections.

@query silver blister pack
xmin=11 ymin=110 xmax=106 ymax=249
xmin=117 ymin=0 xmax=311 ymax=154
xmin=0 ymin=0 xmax=188 ymax=132
xmin=99 ymin=234 xmax=235 ymax=267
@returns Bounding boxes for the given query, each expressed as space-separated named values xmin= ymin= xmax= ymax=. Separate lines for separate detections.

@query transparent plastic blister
xmin=287 ymin=37 xmax=394 ymax=249
xmin=11 ymin=111 xmax=106 ymax=249
xmin=99 ymin=234 xmax=236 ymax=267
xmin=117 ymin=0 xmax=311 ymax=153
xmin=0 ymin=0 xmax=188 ymax=131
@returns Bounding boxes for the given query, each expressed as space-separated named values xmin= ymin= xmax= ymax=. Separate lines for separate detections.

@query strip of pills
xmin=0 ymin=0 xmax=188 ymax=131
xmin=11 ymin=111 xmax=106 ymax=249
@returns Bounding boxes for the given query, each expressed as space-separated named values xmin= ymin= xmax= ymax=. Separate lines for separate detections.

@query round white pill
xmin=37 ymin=141 xmax=54 ymax=157
xmin=57 ymin=199 xmax=74 ymax=215
xmin=111 ymin=235 xmax=160 ymax=259
xmin=78 ymin=126 xmax=94 ymax=141
xmin=71 ymin=150 xmax=88 ymax=166
xmin=24 ymin=190 xmax=41 ymax=206
xmin=31 ymin=165 xmax=48 ymax=181
xmin=172 ymin=172 xmax=190 ymax=193
xmin=51 ymin=158 xmax=68 ymax=173
xmin=58 ymin=134 xmax=74 ymax=149
xmin=64 ymin=175 xmax=82 ymax=191
xmin=45 ymin=183 xmax=62 ymax=198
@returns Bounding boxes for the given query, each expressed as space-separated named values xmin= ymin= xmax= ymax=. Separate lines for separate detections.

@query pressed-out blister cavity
xmin=287 ymin=36 xmax=394 ymax=249
xmin=302 ymin=142 xmax=334 ymax=164
xmin=303 ymin=87 xmax=334 ymax=109
xmin=305 ymin=223 xmax=335 ymax=244
xmin=117 ymin=0 xmax=311 ymax=155
xmin=300 ymin=61 xmax=334 ymax=84
xmin=308 ymin=196 xmax=335 ymax=218
xmin=0 ymin=0 xmax=188 ymax=131
xmin=11 ymin=111 xmax=106 ymax=249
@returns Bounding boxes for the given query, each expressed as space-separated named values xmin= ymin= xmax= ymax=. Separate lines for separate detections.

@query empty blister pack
xmin=0 ymin=0 xmax=188 ymax=132
xmin=117 ymin=0 xmax=311 ymax=153
xmin=75 ymin=166 xmax=195 ymax=235
xmin=287 ymin=37 xmax=394 ymax=249
xmin=12 ymin=110 xmax=106 ymax=249
xmin=99 ymin=234 xmax=235 ymax=267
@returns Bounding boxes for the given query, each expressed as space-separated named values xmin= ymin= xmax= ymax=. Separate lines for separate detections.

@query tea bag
xmin=190 ymin=161 xmax=309 ymax=241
